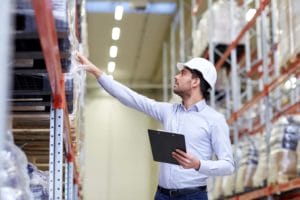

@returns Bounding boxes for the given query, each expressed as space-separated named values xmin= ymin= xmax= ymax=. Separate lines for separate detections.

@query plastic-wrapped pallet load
xmin=243 ymin=136 xmax=259 ymax=190
xmin=252 ymin=132 xmax=268 ymax=188
xmin=16 ymin=0 xmax=75 ymax=33
xmin=222 ymin=174 xmax=235 ymax=197
xmin=211 ymin=176 xmax=223 ymax=200
xmin=277 ymin=0 xmax=300 ymax=66
xmin=27 ymin=163 xmax=49 ymax=200
xmin=268 ymin=116 xmax=299 ymax=185
xmin=221 ymin=144 xmax=236 ymax=197
xmin=0 ymin=130 xmax=32 ymax=200
xmin=192 ymin=0 xmax=245 ymax=57
xmin=235 ymin=140 xmax=247 ymax=193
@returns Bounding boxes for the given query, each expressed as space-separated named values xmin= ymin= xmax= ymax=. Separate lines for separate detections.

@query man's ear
xmin=191 ymin=77 xmax=200 ymax=88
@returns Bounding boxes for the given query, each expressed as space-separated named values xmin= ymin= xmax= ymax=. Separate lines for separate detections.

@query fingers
xmin=172 ymin=150 xmax=191 ymax=168
xmin=75 ymin=51 xmax=88 ymax=65
xmin=172 ymin=149 xmax=199 ymax=169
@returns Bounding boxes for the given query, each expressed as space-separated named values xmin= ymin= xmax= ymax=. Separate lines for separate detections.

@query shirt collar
xmin=179 ymin=99 xmax=207 ymax=112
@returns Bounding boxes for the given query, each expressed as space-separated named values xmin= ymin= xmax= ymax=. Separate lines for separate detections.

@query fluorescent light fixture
xmin=112 ymin=27 xmax=120 ymax=40
xmin=86 ymin=2 xmax=176 ymax=15
xmin=246 ymin=8 xmax=256 ymax=22
xmin=109 ymin=46 xmax=118 ymax=58
xmin=108 ymin=61 xmax=116 ymax=73
xmin=115 ymin=5 xmax=124 ymax=20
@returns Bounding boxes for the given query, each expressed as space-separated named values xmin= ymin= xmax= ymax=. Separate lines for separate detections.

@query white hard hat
xmin=177 ymin=57 xmax=217 ymax=89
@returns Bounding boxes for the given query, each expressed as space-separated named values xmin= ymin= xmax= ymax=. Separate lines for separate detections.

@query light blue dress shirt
xmin=98 ymin=74 xmax=235 ymax=189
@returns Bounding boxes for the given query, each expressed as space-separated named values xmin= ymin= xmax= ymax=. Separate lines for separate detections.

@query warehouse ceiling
xmin=85 ymin=0 xmax=178 ymax=95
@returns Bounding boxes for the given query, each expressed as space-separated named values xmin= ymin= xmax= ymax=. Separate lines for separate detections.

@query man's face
xmin=173 ymin=67 xmax=195 ymax=97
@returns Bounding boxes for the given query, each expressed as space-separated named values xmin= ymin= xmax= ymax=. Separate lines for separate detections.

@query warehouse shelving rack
xmin=31 ymin=0 xmax=81 ymax=199
xmin=9 ymin=0 xmax=85 ymax=199
xmin=30 ymin=1 xmax=78 ymax=199
xmin=188 ymin=0 xmax=300 ymax=199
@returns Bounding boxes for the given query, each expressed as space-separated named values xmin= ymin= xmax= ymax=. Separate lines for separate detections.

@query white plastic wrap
xmin=252 ymin=133 xmax=268 ymax=188
xmin=192 ymin=0 xmax=246 ymax=57
xmin=277 ymin=0 xmax=300 ymax=66
xmin=222 ymin=174 xmax=235 ymax=196
xmin=27 ymin=163 xmax=49 ymax=200
xmin=211 ymin=176 xmax=223 ymax=200
xmin=234 ymin=137 xmax=258 ymax=193
xmin=0 ymin=131 xmax=32 ymax=199
xmin=268 ymin=116 xmax=299 ymax=185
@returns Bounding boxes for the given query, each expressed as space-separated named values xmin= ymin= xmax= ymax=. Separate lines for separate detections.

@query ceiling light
xmin=112 ymin=27 xmax=120 ymax=40
xmin=115 ymin=5 xmax=124 ymax=20
xmin=246 ymin=8 xmax=256 ymax=22
xmin=86 ymin=2 xmax=177 ymax=15
xmin=109 ymin=46 xmax=118 ymax=58
xmin=107 ymin=61 xmax=116 ymax=73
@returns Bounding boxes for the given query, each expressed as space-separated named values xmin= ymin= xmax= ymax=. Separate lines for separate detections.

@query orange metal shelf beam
xmin=31 ymin=0 xmax=77 ymax=172
xmin=215 ymin=0 xmax=270 ymax=71
xmin=229 ymin=177 xmax=300 ymax=200
xmin=228 ymin=57 xmax=300 ymax=125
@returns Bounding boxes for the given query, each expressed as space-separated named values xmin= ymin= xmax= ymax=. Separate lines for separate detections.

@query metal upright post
xmin=68 ymin=162 xmax=74 ymax=200
xmin=244 ymin=1 xmax=253 ymax=131
xmin=230 ymin=0 xmax=241 ymax=111
xmin=179 ymin=0 xmax=185 ymax=62
xmin=260 ymin=5 xmax=273 ymax=200
xmin=64 ymin=162 xmax=69 ymax=200
xmin=229 ymin=0 xmax=240 ymax=166
xmin=270 ymin=0 xmax=280 ymax=111
xmin=208 ymin=0 xmax=216 ymax=107
xmin=49 ymin=106 xmax=64 ymax=199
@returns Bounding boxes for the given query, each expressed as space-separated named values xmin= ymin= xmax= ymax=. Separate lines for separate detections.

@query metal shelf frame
xmin=189 ymin=0 xmax=300 ymax=199
xmin=31 ymin=0 xmax=79 ymax=199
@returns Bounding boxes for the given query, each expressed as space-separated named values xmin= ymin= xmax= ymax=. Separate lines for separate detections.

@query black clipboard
xmin=148 ymin=129 xmax=186 ymax=165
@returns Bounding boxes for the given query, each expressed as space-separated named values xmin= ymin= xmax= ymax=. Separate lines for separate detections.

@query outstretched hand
xmin=172 ymin=149 xmax=200 ymax=170
xmin=76 ymin=52 xmax=103 ymax=79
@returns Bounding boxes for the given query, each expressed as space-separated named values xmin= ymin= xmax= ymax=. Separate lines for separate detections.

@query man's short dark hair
xmin=187 ymin=67 xmax=211 ymax=101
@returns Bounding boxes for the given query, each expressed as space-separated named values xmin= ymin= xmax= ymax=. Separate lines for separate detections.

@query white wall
xmin=83 ymin=93 xmax=160 ymax=200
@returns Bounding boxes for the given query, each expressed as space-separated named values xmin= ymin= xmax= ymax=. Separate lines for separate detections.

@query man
xmin=77 ymin=53 xmax=234 ymax=200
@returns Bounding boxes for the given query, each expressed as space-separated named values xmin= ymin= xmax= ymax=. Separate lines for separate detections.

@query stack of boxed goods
xmin=268 ymin=116 xmax=299 ymax=185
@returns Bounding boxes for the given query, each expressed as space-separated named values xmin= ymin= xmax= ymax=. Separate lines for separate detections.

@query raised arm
xmin=76 ymin=52 xmax=171 ymax=123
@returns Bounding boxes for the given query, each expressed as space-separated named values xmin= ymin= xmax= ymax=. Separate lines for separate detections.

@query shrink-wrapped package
xmin=252 ymin=133 xmax=268 ymax=188
xmin=268 ymin=116 xmax=299 ymax=185
xmin=211 ymin=176 xmax=223 ymax=200
xmin=222 ymin=173 xmax=235 ymax=196
xmin=0 ymin=130 xmax=32 ymax=199
xmin=277 ymin=0 xmax=300 ymax=65
xmin=192 ymin=0 xmax=245 ymax=57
